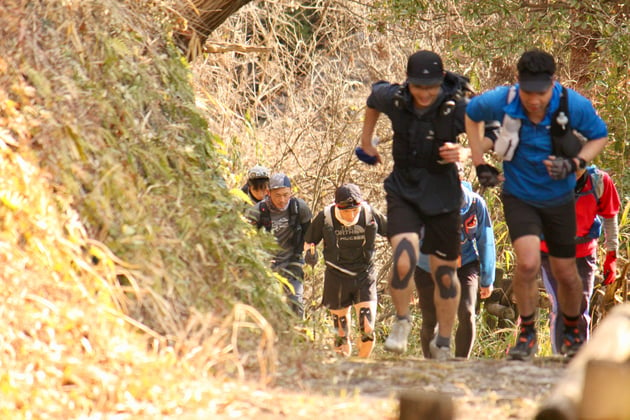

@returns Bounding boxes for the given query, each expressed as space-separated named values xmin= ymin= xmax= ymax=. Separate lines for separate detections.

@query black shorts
xmin=386 ymin=190 xmax=461 ymax=260
xmin=321 ymin=268 xmax=377 ymax=310
xmin=502 ymin=192 xmax=576 ymax=258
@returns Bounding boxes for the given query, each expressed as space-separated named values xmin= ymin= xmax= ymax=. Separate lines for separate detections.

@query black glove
xmin=548 ymin=157 xmax=577 ymax=180
xmin=475 ymin=164 xmax=501 ymax=187
xmin=304 ymin=248 xmax=319 ymax=267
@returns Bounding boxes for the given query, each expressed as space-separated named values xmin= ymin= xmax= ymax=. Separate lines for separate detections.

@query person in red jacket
xmin=540 ymin=165 xmax=620 ymax=355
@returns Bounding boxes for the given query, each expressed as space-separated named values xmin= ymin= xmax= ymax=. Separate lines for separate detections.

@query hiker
xmin=466 ymin=48 xmax=608 ymax=359
xmin=540 ymin=165 xmax=620 ymax=353
xmin=247 ymin=173 xmax=312 ymax=317
xmin=241 ymin=164 xmax=270 ymax=204
xmin=303 ymin=184 xmax=387 ymax=358
xmin=357 ymin=50 xmax=479 ymax=359
xmin=415 ymin=179 xmax=496 ymax=359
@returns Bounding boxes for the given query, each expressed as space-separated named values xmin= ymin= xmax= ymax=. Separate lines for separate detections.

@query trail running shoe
xmin=384 ymin=317 xmax=412 ymax=354
xmin=429 ymin=336 xmax=451 ymax=361
xmin=561 ymin=327 xmax=584 ymax=358
xmin=507 ymin=327 xmax=538 ymax=361
xmin=334 ymin=335 xmax=352 ymax=357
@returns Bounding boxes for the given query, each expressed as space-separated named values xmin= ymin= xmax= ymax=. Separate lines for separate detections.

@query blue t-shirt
xmin=466 ymin=82 xmax=608 ymax=205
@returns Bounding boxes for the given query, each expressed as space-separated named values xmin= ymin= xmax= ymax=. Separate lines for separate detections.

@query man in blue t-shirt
xmin=465 ymin=49 xmax=608 ymax=360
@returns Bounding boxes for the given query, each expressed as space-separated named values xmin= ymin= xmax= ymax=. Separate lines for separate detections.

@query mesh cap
xmin=248 ymin=165 xmax=270 ymax=180
xmin=335 ymin=183 xmax=363 ymax=209
xmin=269 ymin=173 xmax=291 ymax=190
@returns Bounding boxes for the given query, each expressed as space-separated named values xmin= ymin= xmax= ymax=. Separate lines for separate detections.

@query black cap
xmin=518 ymin=70 xmax=553 ymax=93
xmin=406 ymin=50 xmax=444 ymax=86
xmin=335 ymin=184 xmax=363 ymax=209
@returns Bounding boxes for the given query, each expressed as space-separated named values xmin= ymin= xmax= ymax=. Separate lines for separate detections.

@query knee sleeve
xmin=392 ymin=238 xmax=417 ymax=290
xmin=359 ymin=307 xmax=374 ymax=342
xmin=434 ymin=265 xmax=457 ymax=299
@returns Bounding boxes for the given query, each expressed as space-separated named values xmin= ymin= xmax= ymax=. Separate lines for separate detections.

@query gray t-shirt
xmin=248 ymin=197 xmax=312 ymax=268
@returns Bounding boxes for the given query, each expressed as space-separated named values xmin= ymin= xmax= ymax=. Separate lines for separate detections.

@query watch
xmin=576 ymin=157 xmax=587 ymax=170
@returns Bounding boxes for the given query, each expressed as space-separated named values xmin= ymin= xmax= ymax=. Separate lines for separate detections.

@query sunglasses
xmin=336 ymin=199 xmax=359 ymax=210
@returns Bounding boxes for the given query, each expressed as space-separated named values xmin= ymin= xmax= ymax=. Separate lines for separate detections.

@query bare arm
xmin=359 ymin=107 xmax=382 ymax=163
xmin=465 ymin=114 xmax=489 ymax=166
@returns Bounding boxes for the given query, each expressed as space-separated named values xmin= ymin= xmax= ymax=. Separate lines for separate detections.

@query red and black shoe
xmin=507 ymin=327 xmax=538 ymax=361
xmin=561 ymin=327 xmax=584 ymax=358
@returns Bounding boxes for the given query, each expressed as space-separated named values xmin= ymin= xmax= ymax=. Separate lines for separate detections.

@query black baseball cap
xmin=407 ymin=50 xmax=444 ymax=86
xmin=335 ymin=184 xmax=363 ymax=209
xmin=518 ymin=71 xmax=554 ymax=93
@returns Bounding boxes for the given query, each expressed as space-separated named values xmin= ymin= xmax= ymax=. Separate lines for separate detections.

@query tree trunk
xmin=173 ymin=0 xmax=255 ymax=60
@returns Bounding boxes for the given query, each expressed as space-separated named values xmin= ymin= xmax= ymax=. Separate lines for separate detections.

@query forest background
xmin=0 ymin=0 xmax=628 ymax=418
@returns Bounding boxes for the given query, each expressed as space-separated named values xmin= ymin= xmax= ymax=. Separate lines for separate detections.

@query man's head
xmin=268 ymin=173 xmax=292 ymax=210
xmin=517 ymin=49 xmax=556 ymax=116
xmin=517 ymin=49 xmax=556 ymax=93
xmin=406 ymin=50 xmax=445 ymax=108
xmin=335 ymin=183 xmax=363 ymax=223
xmin=247 ymin=165 xmax=270 ymax=201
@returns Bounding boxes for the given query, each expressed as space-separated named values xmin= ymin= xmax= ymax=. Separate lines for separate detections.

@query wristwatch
xmin=575 ymin=157 xmax=587 ymax=170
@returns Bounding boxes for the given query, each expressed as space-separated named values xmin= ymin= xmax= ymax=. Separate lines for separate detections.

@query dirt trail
xmin=202 ymin=355 xmax=568 ymax=419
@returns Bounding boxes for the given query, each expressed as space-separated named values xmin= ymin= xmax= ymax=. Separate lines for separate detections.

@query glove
xmin=548 ymin=157 xmax=577 ymax=180
xmin=355 ymin=147 xmax=378 ymax=165
xmin=602 ymin=250 xmax=617 ymax=285
xmin=304 ymin=248 xmax=319 ymax=267
xmin=475 ymin=164 xmax=500 ymax=187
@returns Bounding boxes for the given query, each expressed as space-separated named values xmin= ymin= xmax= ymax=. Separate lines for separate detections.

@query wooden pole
xmin=535 ymin=303 xmax=630 ymax=420
xmin=398 ymin=391 xmax=454 ymax=420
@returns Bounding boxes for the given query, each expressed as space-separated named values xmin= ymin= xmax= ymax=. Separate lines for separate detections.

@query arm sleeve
xmin=602 ymin=216 xmax=619 ymax=252
xmin=303 ymin=211 xmax=325 ymax=245
xmin=371 ymin=206 xmax=388 ymax=237
xmin=475 ymin=196 xmax=496 ymax=287
xmin=597 ymin=172 xmax=621 ymax=251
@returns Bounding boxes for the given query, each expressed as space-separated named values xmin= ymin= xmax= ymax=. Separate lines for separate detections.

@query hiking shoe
xmin=429 ymin=337 xmax=451 ymax=361
xmin=384 ymin=317 xmax=412 ymax=354
xmin=507 ymin=327 xmax=537 ymax=361
xmin=334 ymin=335 xmax=352 ymax=357
xmin=561 ymin=327 xmax=584 ymax=358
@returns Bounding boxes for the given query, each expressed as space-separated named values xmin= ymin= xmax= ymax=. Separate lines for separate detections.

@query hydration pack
xmin=494 ymin=85 xmax=584 ymax=161
xmin=322 ymin=203 xmax=377 ymax=265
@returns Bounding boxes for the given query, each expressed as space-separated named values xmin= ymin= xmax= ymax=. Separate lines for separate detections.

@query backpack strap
xmin=493 ymin=86 xmax=521 ymax=161
xmin=288 ymin=197 xmax=304 ymax=257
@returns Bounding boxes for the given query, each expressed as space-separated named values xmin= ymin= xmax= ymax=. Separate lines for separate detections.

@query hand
xmin=475 ymin=164 xmax=501 ymax=187
xmin=438 ymin=143 xmax=470 ymax=163
xmin=304 ymin=248 xmax=319 ymax=267
xmin=355 ymin=146 xmax=380 ymax=165
xmin=544 ymin=156 xmax=577 ymax=180
xmin=479 ymin=285 xmax=493 ymax=299
xmin=603 ymin=250 xmax=617 ymax=285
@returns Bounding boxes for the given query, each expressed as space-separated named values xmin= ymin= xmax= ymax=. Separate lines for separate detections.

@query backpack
xmin=257 ymin=197 xmax=304 ymax=256
xmin=576 ymin=166 xmax=604 ymax=241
